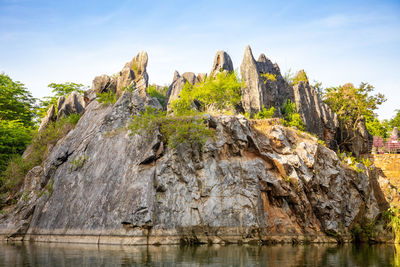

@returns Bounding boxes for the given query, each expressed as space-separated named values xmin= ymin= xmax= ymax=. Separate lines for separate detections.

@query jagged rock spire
xmin=240 ymin=45 xmax=264 ymax=114
xmin=210 ymin=50 xmax=234 ymax=74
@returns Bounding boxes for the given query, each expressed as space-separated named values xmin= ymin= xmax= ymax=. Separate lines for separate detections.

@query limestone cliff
xmin=0 ymin=48 xmax=390 ymax=245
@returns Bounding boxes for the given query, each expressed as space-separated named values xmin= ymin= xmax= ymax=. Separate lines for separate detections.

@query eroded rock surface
xmin=57 ymin=91 xmax=85 ymax=120
xmin=0 ymin=89 xmax=387 ymax=245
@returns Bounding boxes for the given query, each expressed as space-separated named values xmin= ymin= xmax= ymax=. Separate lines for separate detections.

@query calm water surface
xmin=0 ymin=242 xmax=398 ymax=266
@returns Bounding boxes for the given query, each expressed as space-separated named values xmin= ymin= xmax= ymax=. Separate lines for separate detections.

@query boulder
xmin=57 ymin=91 xmax=85 ymax=120
xmin=210 ymin=50 xmax=234 ymax=74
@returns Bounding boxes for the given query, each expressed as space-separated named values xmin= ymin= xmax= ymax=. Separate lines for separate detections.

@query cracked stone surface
xmin=0 ymin=88 xmax=388 ymax=244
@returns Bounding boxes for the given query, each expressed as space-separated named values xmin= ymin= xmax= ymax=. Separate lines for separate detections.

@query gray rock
xmin=38 ymin=105 xmax=56 ymax=132
xmin=240 ymin=45 xmax=264 ymax=114
xmin=0 ymin=90 xmax=387 ymax=244
xmin=114 ymin=51 xmax=149 ymax=97
xmin=292 ymin=79 xmax=338 ymax=148
xmin=210 ymin=50 xmax=234 ymax=74
xmin=57 ymin=91 xmax=85 ymax=120
xmin=166 ymin=71 xmax=198 ymax=112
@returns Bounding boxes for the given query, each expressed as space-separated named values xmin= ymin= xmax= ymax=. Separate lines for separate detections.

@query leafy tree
xmin=366 ymin=117 xmax=390 ymax=138
xmin=0 ymin=74 xmax=36 ymax=173
xmin=324 ymin=82 xmax=386 ymax=148
xmin=324 ymin=83 xmax=386 ymax=127
xmin=390 ymin=110 xmax=400 ymax=129
xmin=0 ymin=73 xmax=36 ymax=127
xmin=38 ymin=82 xmax=87 ymax=118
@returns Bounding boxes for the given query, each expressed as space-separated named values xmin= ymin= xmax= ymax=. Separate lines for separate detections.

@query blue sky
xmin=1 ymin=0 xmax=399 ymax=119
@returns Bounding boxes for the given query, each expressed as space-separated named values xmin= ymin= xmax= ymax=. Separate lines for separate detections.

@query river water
xmin=0 ymin=242 xmax=398 ymax=266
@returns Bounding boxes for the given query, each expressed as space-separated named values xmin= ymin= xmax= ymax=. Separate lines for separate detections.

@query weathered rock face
xmin=240 ymin=46 xmax=264 ymax=114
xmin=38 ymin=105 xmax=56 ymax=132
xmin=0 ymin=88 xmax=387 ymax=244
xmin=57 ymin=91 xmax=85 ymax=120
xmin=211 ymin=50 xmax=234 ymax=74
xmin=292 ymin=80 xmax=339 ymax=148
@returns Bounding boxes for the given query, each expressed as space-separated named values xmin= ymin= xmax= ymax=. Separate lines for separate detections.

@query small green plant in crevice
xmin=70 ymin=155 xmax=88 ymax=171
xmin=317 ymin=139 xmax=326 ymax=147
xmin=281 ymin=99 xmax=305 ymax=130
xmin=121 ymin=85 xmax=134 ymax=93
xmin=261 ymin=73 xmax=277 ymax=82
xmin=0 ymin=114 xmax=81 ymax=205
xmin=38 ymin=179 xmax=54 ymax=198
xmin=253 ymin=106 xmax=276 ymax=120
xmin=147 ymin=85 xmax=168 ymax=107
xmin=384 ymin=206 xmax=400 ymax=244
xmin=337 ymin=150 xmax=366 ymax=173
xmin=97 ymin=90 xmax=117 ymax=105
xmin=128 ymin=106 xmax=214 ymax=149
xmin=21 ymin=192 xmax=30 ymax=202
xmin=362 ymin=157 xmax=374 ymax=171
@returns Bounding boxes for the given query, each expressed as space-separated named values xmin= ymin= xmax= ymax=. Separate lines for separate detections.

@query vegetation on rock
xmin=38 ymin=82 xmax=86 ymax=118
xmin=97 ymin=90 xmax=117 ymax=105
xmin=0 ymin=114 xmax=81 ymax=206
xmin=171 ymin=71 xmax=243 ymax=115
xmin=147 ymin=85 xmax=168 ymax=107
xmin=129 ymin=107 xmax=213 ymax=149
xmin=280 ymin=99 xmax=305 ymax=130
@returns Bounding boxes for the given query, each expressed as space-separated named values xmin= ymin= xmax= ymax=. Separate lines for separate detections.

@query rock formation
xmin=0 ymin=48 xmax=387 ymax=245
xmin=0 ymin=91 xmax=388 ymax=245
xmin=210 ymin=50 xmax=234 ymax=74
xmin=292 ymin=78 xmax=339 ymax=149
xmin=240 ymin=45 xmax=264 ymax=114
xmin=166 ymin=71 xmax=199 ymax=111
xmin=38 ymin=105 xmax=56 ymax=132
xmin=57 ymin=91 xmax=86 ymax=120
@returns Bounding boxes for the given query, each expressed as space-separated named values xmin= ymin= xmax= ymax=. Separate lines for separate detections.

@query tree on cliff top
xmin=0 ymin=74 xmax=36 ymax=173
xmin=324 ymin=82 xmax=386 ymax=136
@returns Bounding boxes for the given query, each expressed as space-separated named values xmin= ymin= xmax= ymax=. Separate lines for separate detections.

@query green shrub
xmin=128 ymin=107 xmax=213 ymax=149
xmin=281 ymin=99 xmax=305 ymax=130
xmin=292 ymin=70 xmax=309 ymax=85
xmin=0 ymin=114 xmax=81 ymax=204
xmin=147 ymin=85 xmax=167 ymax=107
xmin=70 ymin=155 xmax=88 ymax=171
xmin=97 ymin=90 xmax=117 ymax=105
xmin=254 ymin=106 xmax=276 ymax=120
xmin=0 ymin=120 xmax=33 ymax=173
xmin=260 ymin=73 xmax=276 ymax=82
xmin=171 ymin=71 xmax=243 ymax=115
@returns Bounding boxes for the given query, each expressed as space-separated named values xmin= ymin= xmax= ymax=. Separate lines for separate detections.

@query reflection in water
xmin=0 ymin=242 xmax=397 ymax=266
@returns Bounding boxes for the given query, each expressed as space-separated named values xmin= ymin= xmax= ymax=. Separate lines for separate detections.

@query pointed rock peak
xmin=182 ymin=72 xmax=199 ymax=85
xmin=293 ymin=70 xmax=309 ymax=86
xmin=173 ymin=70 xmax=180 ymax=82
xmin=257 ymin=53 xmax=268 ymax=63
xmin=242 ymin=45 xmax=256 ymax=65
xmin=211 ymin=50 xmax=234 ymax=74
xmin=129 ymin=51 xmax=148 ymax=75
